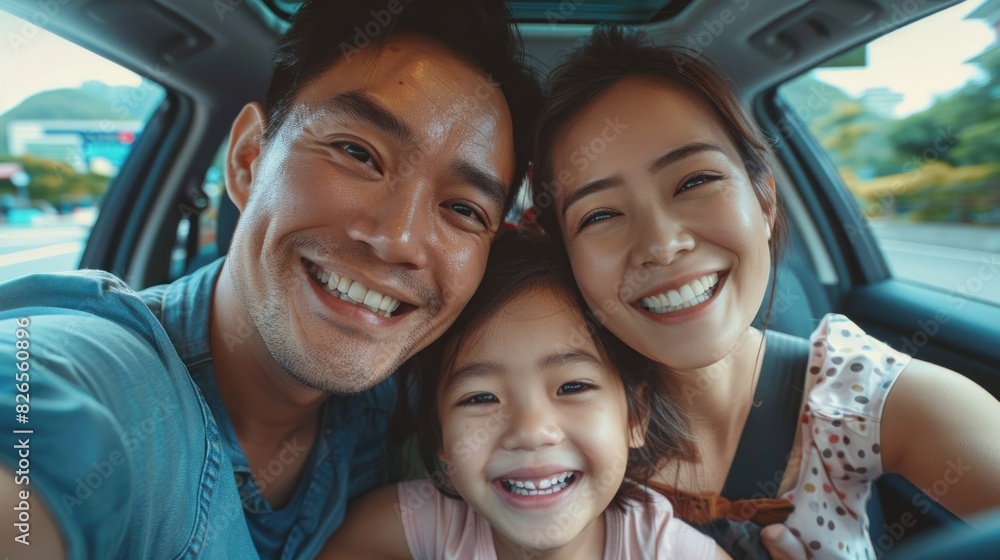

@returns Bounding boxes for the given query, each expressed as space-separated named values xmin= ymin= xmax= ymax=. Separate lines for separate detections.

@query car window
xmin=0 ymin=9 xmax=165 ymax=283
xmin=778 ymin=0 xmax=1000 ymax=305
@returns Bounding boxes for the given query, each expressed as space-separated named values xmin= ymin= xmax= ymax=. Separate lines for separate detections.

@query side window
xmin=0 ymin=9 xmax=165 ymax=283
xmin=778 ymin=0 xmax=1000 ymax=305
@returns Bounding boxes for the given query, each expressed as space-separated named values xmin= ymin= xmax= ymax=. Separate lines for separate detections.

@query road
xmin=0 ymin=219 xmax=89 ymax=284
xmin=871 ymin=222 xmax=1000 ymax=305
xmin=1 ymin=220 xmax=998 ymax=305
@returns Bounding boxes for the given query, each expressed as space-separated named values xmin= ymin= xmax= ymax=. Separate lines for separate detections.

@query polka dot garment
xmin=781 ymin=314 xmax=910 ymax=559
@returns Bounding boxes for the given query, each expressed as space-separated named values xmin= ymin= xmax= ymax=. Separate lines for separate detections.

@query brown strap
xmin=647 ymin=480 xmax=794 ymax=526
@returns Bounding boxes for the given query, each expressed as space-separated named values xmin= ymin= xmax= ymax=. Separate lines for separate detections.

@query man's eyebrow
xmin=452 ymin=161 xmax=509 ymax=218
xmin=321 ymin=90 xmax=418 ymax=151
xmin=561 ymin=142 xmax=726 ymax=222
xmin=647 ymin=142 xmax=726 ymax=175
xmin=443 ymin=361 xmax=504 ymax=391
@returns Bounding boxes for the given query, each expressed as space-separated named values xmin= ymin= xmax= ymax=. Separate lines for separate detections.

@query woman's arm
xmin=881 ymin=358 xmax=1000 ymax=521
xmin=317 ymin=485 xmax=412 ymax=560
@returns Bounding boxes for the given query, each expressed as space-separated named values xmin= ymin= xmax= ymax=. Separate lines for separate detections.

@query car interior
xmin=1 ymin=0 xmax=998 ymax=556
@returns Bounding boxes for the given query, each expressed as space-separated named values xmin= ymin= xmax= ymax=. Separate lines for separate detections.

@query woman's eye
xmin=578 ymin=210 xmax=617 ymax=231
xmin=463 ymin=393 xmax=497 ymax=405
xmin=338 ymin=143 xmax=373 ymax=165
xmin=557 ymin=382 xmax=592 ymax=395
xmin=679 ymin=173 xmax=722 ymax=193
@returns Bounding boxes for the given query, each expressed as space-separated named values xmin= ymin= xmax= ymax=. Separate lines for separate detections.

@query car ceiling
xmin=0 ymin=0 xmax=965 ymax=118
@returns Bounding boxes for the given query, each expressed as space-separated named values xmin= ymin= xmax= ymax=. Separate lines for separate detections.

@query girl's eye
xmin=678 ymin=173 xmax=722 ymax=193
xmin=337 ymin=142 xmax=374 ymax=165
xmin=462 ymin=393 xmax=497 ymax=405
xmin=578 ymin=210 xmax=617 ymax=232
xmin=557 ymin=382 xmax=592 ymax=395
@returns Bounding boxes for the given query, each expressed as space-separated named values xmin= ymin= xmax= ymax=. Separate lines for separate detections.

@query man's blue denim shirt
xmin=0 ymin=259 xmax=396 ymax=559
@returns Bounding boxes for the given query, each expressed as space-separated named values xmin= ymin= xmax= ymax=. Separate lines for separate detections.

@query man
xmin=0 ymin=0 xmax=540 ymax=557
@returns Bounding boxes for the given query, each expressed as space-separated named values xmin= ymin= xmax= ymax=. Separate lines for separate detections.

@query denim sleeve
xmin=0 ymin=272 xmax=257 ymax=559
xmin=0 ymin=312 xmax=142 ymax=559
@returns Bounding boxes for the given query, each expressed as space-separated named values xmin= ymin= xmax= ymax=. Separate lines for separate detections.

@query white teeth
xmin=308 ymin=261 xmax=403 ymax=317
xmin=667 ymin=291 xmax=683 ymax=306
xmin=501 ymin=472 xmax=575 ymax=497
xmin=640 ymin=272 xmax=719 ymax=315
xmin=337 ymin=277 xmax=351 ymax=293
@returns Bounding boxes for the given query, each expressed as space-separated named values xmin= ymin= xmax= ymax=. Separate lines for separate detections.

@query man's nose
xmin=346 ymin=184 xmax=431 ymax=269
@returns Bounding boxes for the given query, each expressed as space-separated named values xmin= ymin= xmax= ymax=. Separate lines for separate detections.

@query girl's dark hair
xmin=530 ymin=25 xmax=787 ymax=329
xmin=415 ymin=229 xmax=692 ymax=509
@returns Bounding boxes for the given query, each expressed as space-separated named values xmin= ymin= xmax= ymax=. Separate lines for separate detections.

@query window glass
xmin=778 ymin=0 xmax=1000 ymax=305
xmin=0 ymin=9 xmax=165 ymax=282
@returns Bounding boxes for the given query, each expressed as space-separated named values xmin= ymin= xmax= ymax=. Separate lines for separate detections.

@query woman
xmin=529 ymin=25 xmax=1000 ymax=559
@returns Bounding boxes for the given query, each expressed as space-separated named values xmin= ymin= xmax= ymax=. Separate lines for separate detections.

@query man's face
xmin=225 ymin=35 xmax=515 ymax=393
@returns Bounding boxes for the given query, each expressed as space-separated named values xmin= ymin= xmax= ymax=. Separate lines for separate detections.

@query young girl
xmin=529 ymin=26 xmax=1000 ymax=559
xmin=320 ymin=231 xmax=726 ymax=559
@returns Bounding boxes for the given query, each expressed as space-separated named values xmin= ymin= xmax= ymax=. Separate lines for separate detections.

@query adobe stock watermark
xmin=59 ymin=397 xmax=175 ymax=512
xmin=872 ymin=457 xmax=970 ymax=555
xmin=338 ymin=0 xmax=413 ymax=62
xmin=523 ymin=451 xmax=630 ymax=559
xmin=674 ymin=0 xmax=752 ymax=62
xmin=5 ymin=0 xmax=74 ymax=53
xmin=894 ymin=252 xmax=1000 ymax=358
xmin=876 ymin=0 xmax=930 ymax=33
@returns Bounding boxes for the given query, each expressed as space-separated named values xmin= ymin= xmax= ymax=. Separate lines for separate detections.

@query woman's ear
xmin=226 ymin=103 xmax=267 ymax=212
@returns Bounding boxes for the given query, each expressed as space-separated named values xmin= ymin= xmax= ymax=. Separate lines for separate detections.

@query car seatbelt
xmin=721 ymin=330 xmax=810 ymax=501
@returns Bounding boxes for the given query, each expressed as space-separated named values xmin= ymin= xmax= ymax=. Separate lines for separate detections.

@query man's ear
xmin=226 ymin=103 xmax=267 ymax=212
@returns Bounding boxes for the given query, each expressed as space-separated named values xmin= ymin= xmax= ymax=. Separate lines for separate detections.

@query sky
xmin=0 ymin=10 xmax=143 ymax=116
xmin=813 ymin=0 xmax=996 ymax=117
xmin=0 ymin=1 xmax=996 ymax=118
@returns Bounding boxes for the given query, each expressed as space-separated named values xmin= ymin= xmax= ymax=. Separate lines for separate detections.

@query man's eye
xmin=557 ymin=382 xmax=592 ymax=395
xmin=449 ymin=202 xmax=487 ymax=226
xmin=463 ymin=393 xmax=497 ymax=405
xmin=339 ymin=143 xmax=373 ymax=165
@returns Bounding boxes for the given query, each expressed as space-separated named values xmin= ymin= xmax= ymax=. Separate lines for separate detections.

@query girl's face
xmin=437 ymin=286 xmax=643 ymax=556
xmin=549 ymin=77 xmax=773 ymax=370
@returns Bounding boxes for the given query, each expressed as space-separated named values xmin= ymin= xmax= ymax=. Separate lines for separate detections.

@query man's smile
xmin=302 ymin=258 xmax=414 ymax=317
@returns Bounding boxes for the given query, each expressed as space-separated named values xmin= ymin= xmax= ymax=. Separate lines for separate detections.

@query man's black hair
xmin=264 ymin=0 xmax=542 ymax=210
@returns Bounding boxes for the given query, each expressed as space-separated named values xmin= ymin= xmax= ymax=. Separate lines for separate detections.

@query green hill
xmin=0 ymin=81 xmax=163 ymax=154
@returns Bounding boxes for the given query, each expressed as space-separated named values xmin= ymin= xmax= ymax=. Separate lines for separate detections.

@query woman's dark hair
xmin=414 ymin=229 xmax=692 ymax=509
xmin=265 ymin=0 xmax=542 ymax=212
xmin=531 ymin=25 xmax=787 ymax=329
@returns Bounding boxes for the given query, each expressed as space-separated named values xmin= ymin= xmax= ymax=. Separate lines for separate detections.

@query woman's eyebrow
xmin=320 ymin=90 xmax=418 ymax=152
xmin=561 ymin=175 xmax=624 ymax=223
xmin=647 ymin=142 xmax=725 ymax=174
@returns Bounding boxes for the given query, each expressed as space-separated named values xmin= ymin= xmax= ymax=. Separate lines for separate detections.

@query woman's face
xmin=549 ymin=77 xmax=773 ymax=370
